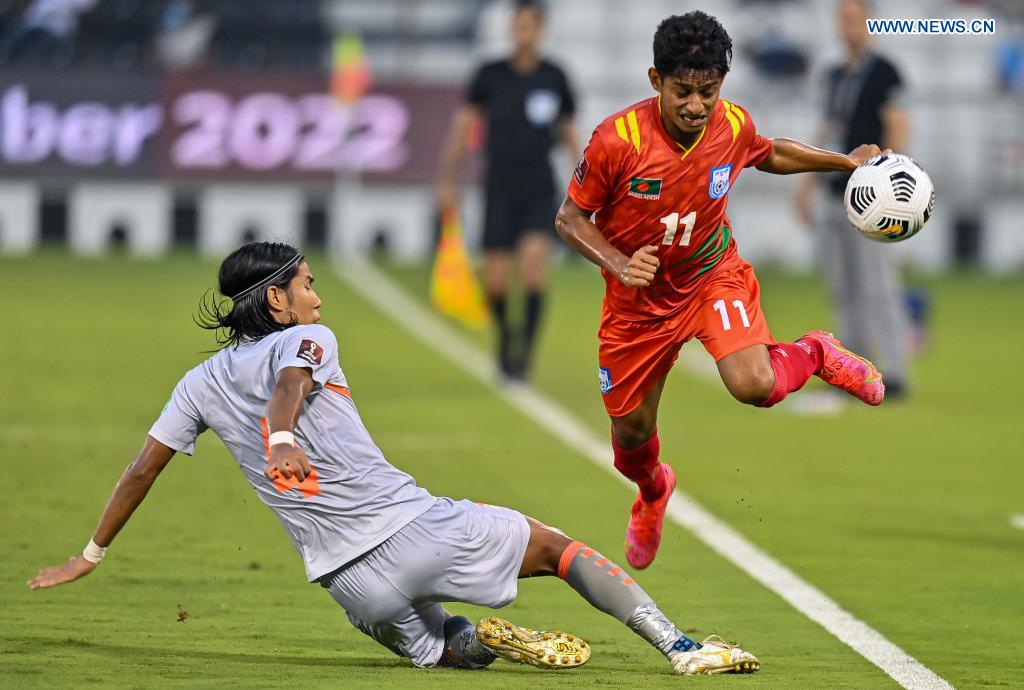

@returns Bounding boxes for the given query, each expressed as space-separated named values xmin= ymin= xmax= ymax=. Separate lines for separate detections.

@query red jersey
xmin=568 ymin=96 xmax=773 ymax=321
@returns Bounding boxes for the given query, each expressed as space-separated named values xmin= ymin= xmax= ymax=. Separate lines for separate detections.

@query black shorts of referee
xmin=482 ymin=172 xmax=559 ymax=251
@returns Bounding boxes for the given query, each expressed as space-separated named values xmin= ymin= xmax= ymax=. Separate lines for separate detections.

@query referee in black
xmin=437 ymin=0 xmax=579 ymax=382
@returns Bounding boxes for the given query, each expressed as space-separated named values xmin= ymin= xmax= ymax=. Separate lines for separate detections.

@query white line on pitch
xmin=334 ymin=258 xmax=954 ymax=690
xmin=1011 ymin=515 xmax=1024 ymax=530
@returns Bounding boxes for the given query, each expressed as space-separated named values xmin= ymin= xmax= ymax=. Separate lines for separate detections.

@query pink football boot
xmin=800 ymin=330 xmax=885 ymax=406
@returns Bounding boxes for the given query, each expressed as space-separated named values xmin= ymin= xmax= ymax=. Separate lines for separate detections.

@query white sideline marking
xmin=1011 ymin=515 xmax=1024 ymax=531
xmin=334 ymin=258 xmax=954 ymax=690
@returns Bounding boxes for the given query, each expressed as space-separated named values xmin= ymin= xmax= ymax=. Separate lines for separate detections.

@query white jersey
xmin=149 ymin=324 xmax=436 ymax=581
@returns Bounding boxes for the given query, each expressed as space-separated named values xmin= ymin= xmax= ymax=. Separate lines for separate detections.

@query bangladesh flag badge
xmin=628 ymin=177 xmax=662 ymax=200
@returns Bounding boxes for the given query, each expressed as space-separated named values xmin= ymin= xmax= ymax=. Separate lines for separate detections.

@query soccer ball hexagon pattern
xmin=844 ymin=153 xmax=935 ymax=242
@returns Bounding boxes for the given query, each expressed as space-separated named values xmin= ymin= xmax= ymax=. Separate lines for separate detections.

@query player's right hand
xmin=266 ymin=444 xmax=312 ymax=482
xmin=28 ymin=554 xmax=97 ymax=590
xmin=848 ymin=143 xmax=886 ymax=166
xmin=616 ymin=246 xmax=660 ymax=287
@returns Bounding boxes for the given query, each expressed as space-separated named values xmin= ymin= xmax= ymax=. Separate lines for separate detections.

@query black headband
xmin=230 ymin=253 xmax=302 ymax=301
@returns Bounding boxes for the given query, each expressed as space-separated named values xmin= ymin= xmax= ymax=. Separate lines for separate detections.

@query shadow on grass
xmin=5 ymin=635 xmax=397 ymax=669
xmin=2 ymin=636 xmax=566 ymax=678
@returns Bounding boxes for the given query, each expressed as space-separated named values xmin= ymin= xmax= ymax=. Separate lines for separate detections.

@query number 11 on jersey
xmin=661 ymin=211 xmax=697 ymax=246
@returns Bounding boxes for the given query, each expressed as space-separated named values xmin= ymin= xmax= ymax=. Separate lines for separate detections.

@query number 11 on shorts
xmin=713 ymin=299 xmax=750 ymax=331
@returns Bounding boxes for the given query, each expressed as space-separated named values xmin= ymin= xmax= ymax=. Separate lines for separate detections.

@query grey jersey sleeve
xmin=273 ymin=324 xmax=340 ymax=388
xmin=149 ymin=368 xmax=208 ymax=456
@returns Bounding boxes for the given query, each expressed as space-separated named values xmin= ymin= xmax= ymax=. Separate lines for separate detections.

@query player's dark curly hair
xmin=196 ymin=241 xmax=305 ymax=348
xmin=515 ymin=0 xmax=545 ymax=20
xmin=653 ymin=11 xmax=733 ymax=78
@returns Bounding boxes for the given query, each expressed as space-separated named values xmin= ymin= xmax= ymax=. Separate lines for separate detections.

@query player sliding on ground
xmin=556 ymin=11 xmax=889 ymax=571
xmin=28 ymin=243 xmax=759 ymax=676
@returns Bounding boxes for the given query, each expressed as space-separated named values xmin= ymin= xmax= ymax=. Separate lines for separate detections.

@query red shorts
xmin=598 ymin=257 xmax=775 ymax=417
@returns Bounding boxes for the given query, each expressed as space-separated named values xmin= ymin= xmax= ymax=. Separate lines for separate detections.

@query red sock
xmin=612 ymin=430 xmax=666 ymax=502
xmin=757 ymin=339 xmax=823 ymax=408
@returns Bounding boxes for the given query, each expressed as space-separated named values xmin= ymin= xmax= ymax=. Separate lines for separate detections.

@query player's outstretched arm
xmin=756 ymin=138 xmax=887 ymax=175
xmin=264 ymin=366 xmax=315 ymax=482
xmin=555 ymin=196 xmax=659 ymax=288
xmin=28 ymin=436 xmax=176 ymax=590
xmin=435 ymin=103 xmax=482 ymax=212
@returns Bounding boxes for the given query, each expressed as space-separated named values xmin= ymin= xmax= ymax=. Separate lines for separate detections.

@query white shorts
xmin=319 ymin=497 xmax=531 ymax=667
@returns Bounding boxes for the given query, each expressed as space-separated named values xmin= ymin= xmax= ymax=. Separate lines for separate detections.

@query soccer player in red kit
xmin=556 ymin=11 xmax=887 ymax=569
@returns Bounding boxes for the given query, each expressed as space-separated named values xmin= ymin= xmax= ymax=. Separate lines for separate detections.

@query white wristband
xmin=82 ymin=539 xmax=108 ymax=564
xmin=268 ymin=431 xmax=295 ymax=447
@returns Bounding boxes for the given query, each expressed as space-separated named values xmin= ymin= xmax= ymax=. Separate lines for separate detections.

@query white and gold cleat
xmin=670 ymin=635 xmax=760 ymax=675
xmin=475 ymin=616 xmax=591 ymax=670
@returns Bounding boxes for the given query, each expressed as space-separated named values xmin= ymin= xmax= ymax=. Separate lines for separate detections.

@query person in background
xmin=0 ymin=0 xmax=97 ymax=66
xmin=795 ymin=0 xmax=911 ymax=399
xmin=437 ymin=0 xmax=579 ymax=382
xmin=152 ymin=0 xmax=215 ymax=72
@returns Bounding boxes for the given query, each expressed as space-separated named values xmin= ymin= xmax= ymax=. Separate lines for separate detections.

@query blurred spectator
xmin=1 ymin=0 xmax=96 ymax=67
xmin=152 ymin=0 xmax=214 ymax=71
xmin=437 ymin=0 xmax=579 ymax=382
xmin=794 ymin=0 xmax=911 ymax=398
xmin=996 ymin=39 xmax=1024 ymax=94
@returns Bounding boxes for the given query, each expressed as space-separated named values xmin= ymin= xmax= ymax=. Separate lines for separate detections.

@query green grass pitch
xmin=1 ymin=252 xmax=1021 ymax=688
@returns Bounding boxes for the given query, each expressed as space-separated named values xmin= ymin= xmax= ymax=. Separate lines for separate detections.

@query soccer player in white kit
xmin=29 ymin=242 xmax=759 ymax=676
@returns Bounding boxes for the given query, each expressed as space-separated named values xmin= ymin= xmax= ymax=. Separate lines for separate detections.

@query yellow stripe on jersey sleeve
xmin=626 ymin=110 xmax=641 ymax=154
xmin=614 ymin=112 xmax=641 ymax=154
xmin=615 ymin=116 xmax=629 ymax=144
xmin=721 ymin=103 xmax=741 ymax=141
xmin=724 ymin=100 xmax=746 ymax=125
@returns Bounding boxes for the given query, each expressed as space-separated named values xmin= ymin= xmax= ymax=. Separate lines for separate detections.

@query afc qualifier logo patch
xmin=599 ymin=366 xmax=613 ymax=394
xmin=297 ymin=339 xmax=324 ymax=365
xmin=708 ymin=164 xmax=732 ymax=199
xmin=573 ymin=156 xmax=589 ymax=185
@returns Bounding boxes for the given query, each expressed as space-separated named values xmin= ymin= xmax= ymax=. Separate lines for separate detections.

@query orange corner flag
xmin=431 ymin=209 xmax=489 ymax=330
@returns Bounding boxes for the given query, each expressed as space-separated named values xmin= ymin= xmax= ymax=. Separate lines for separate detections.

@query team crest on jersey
xmin=297 ymin=339 xmax=324 ymax=365
xmin=708 ymin=164 xmax=732 ymax=199
xmin=628 ymin=177 xmax=662 ymax=200
xmin=599 ymin=366 xmax=613 ymax=394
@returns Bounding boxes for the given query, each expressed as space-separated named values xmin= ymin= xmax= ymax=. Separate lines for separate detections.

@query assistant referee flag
xmin=431 ymin=209 xmax=489 ymax=330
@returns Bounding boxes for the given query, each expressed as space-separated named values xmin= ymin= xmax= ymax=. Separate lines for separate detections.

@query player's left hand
xmin=28 ymin=555 xmax=97 ymax=590
xmin=848 ymin=144 xmax=892 ymax=167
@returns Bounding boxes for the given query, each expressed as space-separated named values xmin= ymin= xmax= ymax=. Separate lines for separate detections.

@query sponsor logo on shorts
xmin=628 ymin=177 xmax=662 ymax=200
xmin=599 ymin=366 xmax=613 ymax=394
xmin=573 ymin=156 xmax=589 ymax=185
xmin=708 ymin=164 xmax=732 ymax=199
xmin=297 ymin=339 xmax=324 ymax=365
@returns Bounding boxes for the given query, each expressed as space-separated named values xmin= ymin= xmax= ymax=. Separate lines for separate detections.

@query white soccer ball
xmin=844 ymin=153 xmax=935 ymax=242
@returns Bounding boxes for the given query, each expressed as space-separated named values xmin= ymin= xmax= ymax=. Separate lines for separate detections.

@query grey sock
xmin=627 ymin=603 xmax=702 ymax=658
xmin=440 ymin=615 xmax=496 ymax=669
xmin=559 ymin=542 xmax=700 ymax=658
xmin=560 ymin=542 xmax=653 ymax=623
